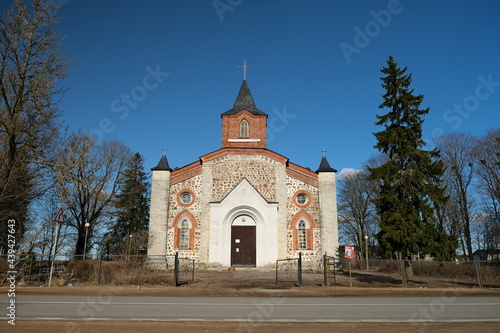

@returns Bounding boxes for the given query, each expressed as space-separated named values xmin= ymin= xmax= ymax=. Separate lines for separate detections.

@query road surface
xmin=5 ymin=295 xmax=500 ymax=322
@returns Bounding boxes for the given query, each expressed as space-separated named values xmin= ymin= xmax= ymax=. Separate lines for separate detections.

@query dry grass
xmin=65 ymin=259 xmax=171 ymax=286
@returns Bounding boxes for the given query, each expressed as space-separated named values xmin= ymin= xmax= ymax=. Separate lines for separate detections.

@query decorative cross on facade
xmin=238 ymin=60 xmax=252 ymax=80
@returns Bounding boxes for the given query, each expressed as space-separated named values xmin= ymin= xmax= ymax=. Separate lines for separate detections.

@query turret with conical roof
xmin=316 ymin=155 xmax=337 ymax=173
xmin=151 ymin=153 xmax=173 ymax=171
xmin=316 ymin=151 xmax=339 ymax=257
xmin=147 ymin=150 xmax=172 ymax=266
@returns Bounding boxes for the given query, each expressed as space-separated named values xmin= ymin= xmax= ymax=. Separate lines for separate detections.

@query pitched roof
xmin=222 ymin=80 xmax=267 ymax=116
xmin=316 ymin=156 xmax=337 ymax=173
xmin=151 ymin=154 xmax=172 ymax=171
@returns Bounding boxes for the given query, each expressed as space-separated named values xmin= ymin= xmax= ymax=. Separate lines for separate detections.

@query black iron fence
xmin=2 ymin=253 xmax=499 ymax=289
xmin=331 ymin=258 xmax=500 ymax=288
xmin=0 ymin=253 xmax=196 ymax=287
xmin=276 ymin=252 xmax=302 ymax=286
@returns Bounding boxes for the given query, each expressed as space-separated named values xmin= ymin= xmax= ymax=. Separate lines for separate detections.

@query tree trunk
xmin=404 ymin=258 xmax=414 ymax=283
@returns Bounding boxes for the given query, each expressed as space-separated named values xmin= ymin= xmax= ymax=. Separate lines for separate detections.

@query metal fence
xmin=0 ymin=253 xmax=195 ymax=287
xmin=276 ymin=252 xmax=302 ymax=286
xmin=333 ymin=258 xmax=500 ymax=288
xmin=2 ymin=253 xmax=499 ymax=289
xmin=322 ymin=255 xmax=340 ymax=286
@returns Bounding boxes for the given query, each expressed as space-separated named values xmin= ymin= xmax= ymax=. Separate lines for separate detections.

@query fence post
xmin=298 ymin=252 xmax=302 ymax=287
xmin=174 ymin=252 xmax=179 ymax=287
xmin=323 ymin=252 xmax=329 ymax=286
xmin=348 ymin=259 xmax=352 ymax=287
xmin=191 ymin=258 xmax=195 ymax=282
xmin=276 ymin=260 xmax=280 ymax=284
xmin=96 ymin=253 xmax=103 ymax=285
xmin=474 ymin=261 xmax=483 ymax=289
xmin=333 ymin=257 xmax=336 ymax=285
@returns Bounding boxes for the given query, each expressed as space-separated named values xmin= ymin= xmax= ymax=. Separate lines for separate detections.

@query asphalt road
xmin=4 ymin=295 xmax=500 ymax=322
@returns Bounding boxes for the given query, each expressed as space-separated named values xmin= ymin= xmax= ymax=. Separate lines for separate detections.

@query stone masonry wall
xmin=211 ymin=155 xmax=278 ymax=202
xmin=166 ymin=173 xmax=203 ymax=261
xmin=285 ymin=174 xmax=321 ymax=261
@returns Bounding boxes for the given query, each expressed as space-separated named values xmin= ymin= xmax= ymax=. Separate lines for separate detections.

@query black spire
xmin=222 ymin=80 xmax=267 ymax=116
xmin=151 ymin=153 xmax=172 ymax=171
xmin=316 ymin=155 xmax=337 ymax=173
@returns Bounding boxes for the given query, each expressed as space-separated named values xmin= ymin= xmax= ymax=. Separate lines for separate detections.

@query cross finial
xmin=162 ymin=148 xmax=167 ymax=156
xmin=238 ymin=60 xmax=252 ymax=80
xmin=321 ymin=149 xmax=327 ymax=157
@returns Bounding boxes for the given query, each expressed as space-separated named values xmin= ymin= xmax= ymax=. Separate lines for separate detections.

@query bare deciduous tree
xmin=435 ymin=133 xmax=478 ymax=260
xmin=476 ymin=128 xmax=500 ymax=254
xmin=56 ymin=131 xmax=131 ymax=257
xmin=0 ymin=0 xmax=70 ymax=253
xmin=338 ymin=168 xmax=378 ymax=259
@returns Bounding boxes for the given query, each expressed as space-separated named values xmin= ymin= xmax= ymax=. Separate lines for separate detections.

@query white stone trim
xmin=228 ymin=139 xmax=261 ymax=142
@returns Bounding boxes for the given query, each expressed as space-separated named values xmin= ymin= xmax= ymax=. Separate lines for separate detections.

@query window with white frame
xmin=298 ymin=220 xmax=307 ymax=250
xmin=240 ymin=119 xmax=249 ymax=138
xmin=180 ymin=219 xmax=190 ymax=250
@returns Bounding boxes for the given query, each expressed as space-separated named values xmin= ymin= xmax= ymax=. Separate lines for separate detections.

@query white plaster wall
xmin=147 ymin=170 xmax=170 ymax=259
xmin=209 ymin=179 xmax=278 ymax=267
xmin=318 ymin=172 xmax=339 ymax=257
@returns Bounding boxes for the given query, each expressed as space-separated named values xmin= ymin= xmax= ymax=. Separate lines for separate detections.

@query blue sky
xmin=4 ymin=0 xmax=500 ymax=174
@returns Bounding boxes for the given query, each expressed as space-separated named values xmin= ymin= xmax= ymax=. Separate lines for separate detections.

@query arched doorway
xmin=231 ymin=214 xmax=256 ymax=267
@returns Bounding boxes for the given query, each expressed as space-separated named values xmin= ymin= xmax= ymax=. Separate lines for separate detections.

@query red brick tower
xmin=221 ymin=80 xmax=268 ymax=149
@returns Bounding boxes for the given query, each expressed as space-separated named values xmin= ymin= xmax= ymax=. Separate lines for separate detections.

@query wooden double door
xmin=231 ymin=226 xmax=256 ymax=267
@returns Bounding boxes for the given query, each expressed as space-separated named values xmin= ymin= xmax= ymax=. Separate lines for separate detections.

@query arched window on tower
xmin=179 ymin=219 xmax=190 ymax=250
xmin=240 ymin=119 xmax=249 ymax=138
xmin=291 ymin=213 xmax=315 ymax=251
xmin=174 ymin=212 xmax=198 ymax=251
xmin=298 ymin=220 xmax=307 ymax=250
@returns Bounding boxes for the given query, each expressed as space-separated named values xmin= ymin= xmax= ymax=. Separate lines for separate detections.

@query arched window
xmin=240 ymin=119 xmax=249 ymax=138
xmin=180 ymin=219 xmax=190 ymax=250
xmin=298 ymin=220 xmax=307 ymax=250
xmin=173 ymin=211 xmax=198 ymax=251
xmin=290 ymin=211 xmax=316 ymax=251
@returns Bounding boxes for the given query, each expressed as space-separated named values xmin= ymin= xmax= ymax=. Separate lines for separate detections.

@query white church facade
xmin=147 ymin=79 xmax=339 ymax=267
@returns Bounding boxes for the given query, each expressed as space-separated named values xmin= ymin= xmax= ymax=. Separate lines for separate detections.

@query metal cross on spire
xmin=321 ymin=149 xmax=327 ymax=157
xmin=238 ymin=60 xmax=252 ymax=80
xmin=162 ymin=147 xmax=168 ymax=156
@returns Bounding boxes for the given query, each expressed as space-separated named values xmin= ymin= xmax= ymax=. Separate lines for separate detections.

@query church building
xmin=147 ymin=78 xmax=339 ymax=267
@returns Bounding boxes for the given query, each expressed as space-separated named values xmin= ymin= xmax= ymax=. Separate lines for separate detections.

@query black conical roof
xmin=222 ymin=80 xmax=267 ymax=116
xmin=151 ymin=154 xmax=172 ymax=171
xmin=316 ymin=156 xmax=337 ymax=173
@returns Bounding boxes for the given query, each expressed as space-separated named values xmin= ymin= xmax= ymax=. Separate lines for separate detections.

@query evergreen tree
xmin=108 ymin=152 xmax=150 ymax=254
xmin=368 ymin=56 xmax=456 ymax=279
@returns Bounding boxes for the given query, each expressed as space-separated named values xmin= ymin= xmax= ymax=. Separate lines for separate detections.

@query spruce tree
xmin=368 ymin=56 xmax=455 ymax=279
xmin=109 ymin=152 xmax=150 ymax=254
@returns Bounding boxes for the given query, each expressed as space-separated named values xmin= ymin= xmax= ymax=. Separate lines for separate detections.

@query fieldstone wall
xmin=211 ymin=155 xmax=278 ymax=202
xmin=285 ymin=174 xmax=321 ymax=261
xmin=165 ymin=173 xmax=203 ymax=260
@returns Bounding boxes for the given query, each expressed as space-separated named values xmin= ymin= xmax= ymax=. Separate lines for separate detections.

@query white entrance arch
xmin=209 ymin=179 xmax=278 ymax=267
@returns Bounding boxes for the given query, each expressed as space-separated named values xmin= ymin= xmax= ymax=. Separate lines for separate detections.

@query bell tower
xmin=221 ymin=80 xmax=268 ymax=149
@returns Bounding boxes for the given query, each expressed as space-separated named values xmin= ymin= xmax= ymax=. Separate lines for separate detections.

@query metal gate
xmin=323 ymin=255 xmax=339 ymax=286
xmin=276 ymin=252 xmax=302 ymax=287
xmin=174 ymin=252 xmax=195 ymax=286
